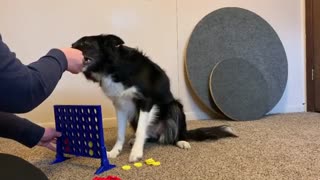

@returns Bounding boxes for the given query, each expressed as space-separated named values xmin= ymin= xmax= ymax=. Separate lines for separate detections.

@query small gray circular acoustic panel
xmin=209 ymin=59 xmax=269 ymax=120
xmin=186 ymin=7 xmax=287 ymax=118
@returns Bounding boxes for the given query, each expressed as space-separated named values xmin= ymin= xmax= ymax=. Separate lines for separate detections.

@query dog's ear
xmin=100 ymin=34 xmax=124 ymax=48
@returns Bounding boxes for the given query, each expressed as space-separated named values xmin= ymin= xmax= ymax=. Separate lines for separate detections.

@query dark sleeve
xmin=0 ymin=112 xmax=45 ymax=148
xmin=0 ymin=35 xmax=68 ymax=113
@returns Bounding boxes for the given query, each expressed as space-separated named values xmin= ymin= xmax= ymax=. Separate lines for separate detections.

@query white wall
xmin=0 ymin=0 xmax=305 ymax=123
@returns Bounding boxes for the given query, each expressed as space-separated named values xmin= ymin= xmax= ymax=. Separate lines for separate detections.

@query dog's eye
xmin=83 ymin=57 xmax=93 ymax=65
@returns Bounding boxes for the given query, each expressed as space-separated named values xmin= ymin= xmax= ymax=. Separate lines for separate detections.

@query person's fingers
xmin=46 ymin=143 xmax=56 ymax=152
xmin=52 ymin=139 xmax=57 ymax=144
xmin=54 ymin=131 xmax=62 ymax=138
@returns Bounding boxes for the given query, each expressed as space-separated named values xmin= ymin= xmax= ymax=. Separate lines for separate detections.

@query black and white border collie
xmin=72 ymin=34 xmax=237 ymax=162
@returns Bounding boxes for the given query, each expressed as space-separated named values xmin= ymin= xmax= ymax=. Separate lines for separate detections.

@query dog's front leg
xmin=129 ymin=110 xmax=149 ymax=162
xmin=107 ymin=109 xmax=127 ymax=158
xmin=129 ymin=105 xmax=157 ymax=162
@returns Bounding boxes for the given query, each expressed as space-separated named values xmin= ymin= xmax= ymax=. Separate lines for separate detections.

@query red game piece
xmin=65 ymin=146 xmax=70 ymax=153
xmin=92 ymin=175 xmax=121 ymax=180
xmin=64 ymin=138 xmax=69 ymax=144
xmin=106 ymin=176 xmax=121 ymax=180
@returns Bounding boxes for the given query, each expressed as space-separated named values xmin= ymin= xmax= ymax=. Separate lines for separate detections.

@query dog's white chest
xmin=100 ymin=76 xmax=138 ymax=103
xmin=101 ymin=76 xmax=124 ymax=98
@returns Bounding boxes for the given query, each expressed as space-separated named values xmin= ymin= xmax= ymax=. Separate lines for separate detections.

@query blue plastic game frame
xmin=51 ymin=105 xmax=115 ymax=174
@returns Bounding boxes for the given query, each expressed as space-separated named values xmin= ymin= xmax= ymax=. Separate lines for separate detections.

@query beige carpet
xmin=1 ymin=112 xmax=320 ymax=180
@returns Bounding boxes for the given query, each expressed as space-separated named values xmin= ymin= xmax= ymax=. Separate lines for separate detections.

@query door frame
xmin=306 ymin=0 xmax=315 ymax=111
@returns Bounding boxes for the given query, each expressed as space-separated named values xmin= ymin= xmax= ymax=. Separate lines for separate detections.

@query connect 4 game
xmin=52 ymin=105 xmax=115 ymax=174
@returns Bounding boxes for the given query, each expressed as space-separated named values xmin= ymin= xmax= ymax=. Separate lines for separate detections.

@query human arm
xmin=0 ymin=35 xmax=81 ymax=150
xmin=0 ymin=35 xmax=83 ymax=113
xmin=0 ymin=111 xmax=44 ymax=148
xmin=0 ymin=112 xmax=61 ymax=150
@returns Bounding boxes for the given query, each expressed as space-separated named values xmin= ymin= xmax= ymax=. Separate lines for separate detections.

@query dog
xmin=72 ymin=34 xmax=237 ymax=162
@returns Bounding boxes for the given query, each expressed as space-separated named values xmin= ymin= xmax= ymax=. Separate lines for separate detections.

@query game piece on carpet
xmin=121 ymin=165 xmax=131 ymax=170
xmin=145 ymin=158 xmax=160 ymax=166
xmin=134 ymin=162 xmax=143 ymax=168
xmin=92 ymin=175 xmax=121 ymax=180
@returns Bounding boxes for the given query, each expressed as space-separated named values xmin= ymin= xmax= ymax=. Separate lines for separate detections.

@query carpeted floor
xmin=1 ymin=112 xmax=320 ymax=180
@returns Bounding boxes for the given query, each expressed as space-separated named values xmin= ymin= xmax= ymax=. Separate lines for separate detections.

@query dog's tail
xmin=186 ymin=125 xmax=238 ymax=141
xmin=166 ymin=99 xmax=237 ymax=142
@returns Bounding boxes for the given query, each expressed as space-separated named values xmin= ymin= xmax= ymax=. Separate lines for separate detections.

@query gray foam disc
xmin=209 ymin=58 xmax=269 ymax=120
xmin=186 ymin=7 xmax=287 ymax=114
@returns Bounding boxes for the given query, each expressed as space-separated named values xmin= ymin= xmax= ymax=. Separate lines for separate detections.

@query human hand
xmin=59 ymin=48 xmax=84 ymax=74
xmin=37 ymin=128 xmax=61 ymax=151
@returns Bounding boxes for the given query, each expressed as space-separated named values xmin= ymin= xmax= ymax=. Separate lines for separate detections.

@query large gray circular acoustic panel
xmin=209 ymin=58 xmax=269 ymax=120
xmin=186 ymin=7 xmax=287 ymax=116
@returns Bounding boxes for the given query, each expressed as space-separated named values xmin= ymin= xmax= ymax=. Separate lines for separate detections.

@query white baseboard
xmin=268 ymin=104 xmax=305 ymax=114
xmin=102 ymin=117 xmax=117 ymax=128
xmin=38 ymin=113 xmax=201 ymax=128
xmin=38 ymin=110 xmax=217 ymax=127
xmin=38 ymin=118 xmax=117 ymax=128
xmin=39 ymin=105 xmax=305 ymax=128
xmin=185 ymin=111 xmax=209 ymax=120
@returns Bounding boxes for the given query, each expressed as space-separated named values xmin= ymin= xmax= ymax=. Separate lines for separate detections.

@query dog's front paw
xmin=129 ymin=148 xmax=143 ymax=162
xmin=176 ymin=141 xmax=191 ymax=149
xmin=107 ymin=149 xmax=120 ymax=158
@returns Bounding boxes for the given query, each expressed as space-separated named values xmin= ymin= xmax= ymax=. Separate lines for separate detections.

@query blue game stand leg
xmin=51 ymin=154 xmax=69 ymax=164
xmin=95 ymin=146 xmax=116 ymax=174
xmin=51 ymin=137 xmax=70 ymax=164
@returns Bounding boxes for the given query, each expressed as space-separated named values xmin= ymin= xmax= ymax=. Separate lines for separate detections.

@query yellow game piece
xmin=152 ymin=161 xmax=161 ymax=166
xmin=134 ymin=162 xmax=143 ymax=168
xmin=145 ymin=158 xmax=155 ymax=165
xmin=122 ymin=165 xmax=131 ymax=170
xmin=88 ymin=141 xmax=93 ymax=148
xmin=89 ymin=149 xmax=94 ymax=156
